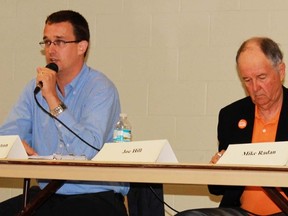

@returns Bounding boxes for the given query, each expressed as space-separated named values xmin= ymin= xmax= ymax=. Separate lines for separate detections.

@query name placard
xmin=92 ymin=139 xmax=178 ymax=163
xmin=0 ymin=135 xmax=28 ymax=159
xmin=217 ymin=141 xmax=288 ymax=166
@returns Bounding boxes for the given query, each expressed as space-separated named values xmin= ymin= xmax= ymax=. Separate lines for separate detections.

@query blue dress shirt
xmin=0 ymin=64 xmax=129 ymax=195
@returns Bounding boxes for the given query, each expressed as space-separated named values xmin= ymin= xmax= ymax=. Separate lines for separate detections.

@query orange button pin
xmin=238 ymin=119 xmax=247 ymax=129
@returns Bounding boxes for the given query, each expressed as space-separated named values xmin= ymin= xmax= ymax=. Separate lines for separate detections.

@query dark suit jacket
xmin=208 ymin=86 xmax=288 ymax=207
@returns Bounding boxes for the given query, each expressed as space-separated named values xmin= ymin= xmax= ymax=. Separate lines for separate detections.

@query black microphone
xmin=34 ymin=63 xmax=59 ymax=95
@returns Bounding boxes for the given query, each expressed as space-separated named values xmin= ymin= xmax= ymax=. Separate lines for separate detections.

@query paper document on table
xmin=29 ymin=154 xmax=87 ymax=160
xmin=217 ymin=141 xmax=288 ymax=166
xmin=29 ymin=155 xmax=54 ymax=160
xmin=93 ymin=139 xmax=178 ymax=163
xmin=0 ymin=135 xmax=28 ymax=159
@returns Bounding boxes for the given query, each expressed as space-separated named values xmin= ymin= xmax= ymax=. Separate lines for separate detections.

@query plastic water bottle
xmin=113 ymin=113 xmax=132 ymax=142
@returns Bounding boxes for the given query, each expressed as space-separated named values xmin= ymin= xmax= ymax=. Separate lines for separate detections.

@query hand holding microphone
xmin=34 ymin=63 xmax=59 ymax=95
xmin=32 ymin=63 xmax=99 ymax=152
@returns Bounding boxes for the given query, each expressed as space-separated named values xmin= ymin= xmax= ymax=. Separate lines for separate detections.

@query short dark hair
xmin=236 ymin=37 xmax=283 ymax=67
xmin=46 ymin=10 xmax=90 ymax=56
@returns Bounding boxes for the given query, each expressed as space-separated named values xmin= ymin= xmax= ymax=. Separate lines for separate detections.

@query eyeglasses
xmin=39 ymin=39 xmax=80 ymax=48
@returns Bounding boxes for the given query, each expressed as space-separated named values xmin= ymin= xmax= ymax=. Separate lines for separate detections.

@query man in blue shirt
xmin=0 ymin=10 xmax=129 ymax=216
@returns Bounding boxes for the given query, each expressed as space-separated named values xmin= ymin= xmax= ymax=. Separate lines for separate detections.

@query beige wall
xmin=1 ymin=0 xmax=288 ymax=215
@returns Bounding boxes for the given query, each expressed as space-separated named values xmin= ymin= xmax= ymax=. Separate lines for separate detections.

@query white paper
xmin=92 ymin=139 xmax=178 ymax=163
xmin=28 ymin=154 xmax=87 ymax=160
xmin=29 ymin=155 xmax=54 ymax=160
xmin=0 ymin=135 xmax=28 ymax=159
xmin=217 ymin=141 xmax=288 ymax=166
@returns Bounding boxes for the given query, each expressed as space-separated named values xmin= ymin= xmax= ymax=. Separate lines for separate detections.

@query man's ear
xmin=279 ymin=62 xmax=286 ymax=82
xmin=78 ymin=41 xmax=89 ymax=55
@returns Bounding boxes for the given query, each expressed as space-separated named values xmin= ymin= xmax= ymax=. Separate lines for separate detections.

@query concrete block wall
xmin=1 ymin=0 xmax=288 ymax=215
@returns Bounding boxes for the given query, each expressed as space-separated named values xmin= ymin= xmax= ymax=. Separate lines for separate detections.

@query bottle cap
xmin=120 ymin=113 xmax=127 ymax=118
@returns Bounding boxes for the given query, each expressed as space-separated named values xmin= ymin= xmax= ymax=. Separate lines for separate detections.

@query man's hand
xmin=209 ymin=150 xmax=225 ymax=164
xmin=22 ymin=140 xmax=38 ymax=156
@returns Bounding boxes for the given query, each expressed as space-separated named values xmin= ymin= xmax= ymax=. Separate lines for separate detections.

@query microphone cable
xmin=149 ymin=185 xmax=180 ymax=214
xmin=34 ymin=93 xmax=100 ymax=152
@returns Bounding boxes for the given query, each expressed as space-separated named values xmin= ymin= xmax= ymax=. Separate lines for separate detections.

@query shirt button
xmin=262 ymin=128 xmax=266 ymax=133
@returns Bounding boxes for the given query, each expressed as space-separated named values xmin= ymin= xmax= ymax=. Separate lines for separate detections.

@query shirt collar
xmin=61 ymin=63 xmax=88 ymax=97
xmin=255 ymin=105 xmax=280 ymax=125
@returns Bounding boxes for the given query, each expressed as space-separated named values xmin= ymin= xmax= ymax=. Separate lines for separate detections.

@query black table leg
xmin=263 ymin=187 xmax=288 ymax=214
xmin=17 ymin=180 xmax=65 ymax=216
xmin=22 ymin=178 xmax=30 ymax=208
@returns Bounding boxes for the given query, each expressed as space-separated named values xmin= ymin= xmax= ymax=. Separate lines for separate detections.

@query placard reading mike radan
xmin=0 ymin=135 xmax=28 ymax=159
xmin=217 ymin=141 xmax=288 ymax=166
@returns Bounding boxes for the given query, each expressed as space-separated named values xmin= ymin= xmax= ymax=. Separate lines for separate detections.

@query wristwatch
xmin=50 ymin=102 xmax=67 ymax=117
